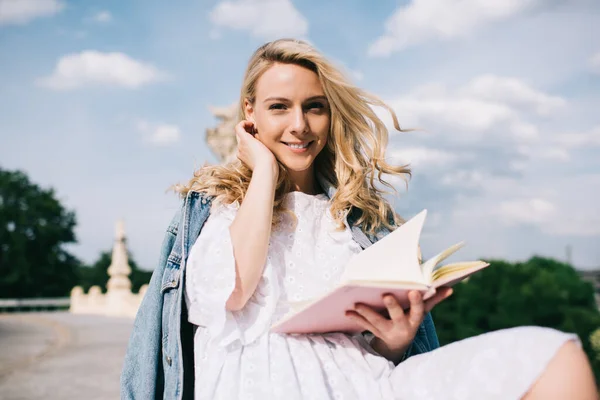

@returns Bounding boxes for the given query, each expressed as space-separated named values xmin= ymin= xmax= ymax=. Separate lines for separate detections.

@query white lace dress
xmin=184 ymin=191 xmax=577 ymax=400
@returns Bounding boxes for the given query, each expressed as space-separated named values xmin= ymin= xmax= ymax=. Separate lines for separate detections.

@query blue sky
xmin=1 ymin=0 xmax=599 ymax=271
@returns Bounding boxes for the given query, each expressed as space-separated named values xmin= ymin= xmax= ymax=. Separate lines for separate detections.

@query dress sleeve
xmin=184 ymin=203 xmax=242 ymax=347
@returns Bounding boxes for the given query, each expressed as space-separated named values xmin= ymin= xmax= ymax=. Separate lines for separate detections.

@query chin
xmin=279 ymin=158 xmax=315 ymax=173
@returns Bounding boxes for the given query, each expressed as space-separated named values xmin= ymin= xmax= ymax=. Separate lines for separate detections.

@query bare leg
xmin=523 ymin=340 xmax=598 ymax=399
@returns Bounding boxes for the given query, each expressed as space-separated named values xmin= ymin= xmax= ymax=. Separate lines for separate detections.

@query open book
xmin=270 ymin=209 xmax=489 ymax=334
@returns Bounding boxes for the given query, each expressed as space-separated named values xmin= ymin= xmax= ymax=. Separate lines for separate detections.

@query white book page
xmin=341 ymin=209 xmax=428 ymax=285
xmin=420 ymin=241 xmax=466 ymax=284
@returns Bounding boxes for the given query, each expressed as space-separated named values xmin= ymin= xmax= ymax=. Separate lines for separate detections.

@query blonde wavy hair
xmin=179 ymin=38 xmax=411 ymax=235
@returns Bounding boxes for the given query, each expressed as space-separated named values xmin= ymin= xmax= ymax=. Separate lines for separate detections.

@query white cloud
xmin=136 ymin=120 xmax=181 ymax=146
xmin=384 ymin=74 xmax=565 ymax=144
xmin=545 ymin=214 xmax=600 ymax=237
xmin=498 ymin=198 xmax=557 ymax=226
xmin=397 ymin=97 xmax=514 ymax=133
xmin=37 ymin=51 xmax=168 ymax=90
xmin=0 ymin=0 xmax=63 ymax=25
xmin=437 ymin=173 xmax=600 ymax=267
xmin=210 ymin=0 xmax=308 ymax=40
xmin=590 ymin=51 xmax=600 ymax=74
xmin=460 ymin=74 xmax=566 ymax=116
xmin=517 ymin=144 xmax=571 ymax=162
xmin=450 ymin=173 xmax=600 ymax=238
xmin=532 ymin=182 xmax=600 ymax=236
xmin=554 ymin=125 xmax=600 ymax=148
xmin=368 ymin=0 xmax=539 ymax=57
xmin=388 ymin=146 xmax=458 ymax=170
xmin=539 ymin=148 xmax=570 ymax=162
xmin=90 ymin=10 xmax=112 ymax=23
xmin=510 ymin=121 xmax=539 ymax=141
xmin=441 ymin=169 xmax=485 ymax=188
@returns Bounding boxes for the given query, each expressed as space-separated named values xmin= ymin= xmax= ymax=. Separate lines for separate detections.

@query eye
xmin=306 ymin=102 xmax=325 ymax=110
xmin=268 ymin=103 xmax=287 ymax=110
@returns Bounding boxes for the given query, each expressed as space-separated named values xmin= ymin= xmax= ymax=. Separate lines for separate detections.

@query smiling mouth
xmin=282 ymin=141 xmax=313 ymax=149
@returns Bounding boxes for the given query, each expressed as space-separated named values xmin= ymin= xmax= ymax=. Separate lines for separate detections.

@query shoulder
xmin=209 ymin=198 xmax=239 ymax=218
xmin=166 ymin=191 xmax=214 ymax=236
xmin=190 ymin=198 xmax=238 ymax=238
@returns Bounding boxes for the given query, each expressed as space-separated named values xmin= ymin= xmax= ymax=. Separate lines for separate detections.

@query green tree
xmin=0 ymin=167 xmax=81 ymax=298
xmin=432 ymin=256 xmax=600 ymax=380
xmin=78 ymin=250 xmax=152 ymax=294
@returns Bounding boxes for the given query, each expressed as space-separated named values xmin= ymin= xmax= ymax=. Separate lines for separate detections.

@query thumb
xmin=424 ymin=287 xmax=453 ymax=313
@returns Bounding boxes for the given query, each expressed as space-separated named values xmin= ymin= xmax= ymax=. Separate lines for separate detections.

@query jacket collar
xmin=315 ymin=172 xmax=383 ymax=249
xmin=316 ymin=172 xmax=338 ymax=201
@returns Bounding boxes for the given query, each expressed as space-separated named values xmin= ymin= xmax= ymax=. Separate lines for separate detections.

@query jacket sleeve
xmin=120 ymin=208 xmax=181 ymax=400
xmin=400 ymin=312 xmax=439 ymax=363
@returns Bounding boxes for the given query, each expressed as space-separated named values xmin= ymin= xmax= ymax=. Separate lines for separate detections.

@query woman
xmin=121 ymin=39 xmax=597 ymax=399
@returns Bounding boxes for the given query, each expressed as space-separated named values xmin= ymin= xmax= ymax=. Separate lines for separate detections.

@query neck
xmin=287 ymin=167 xmax=320 ymax=195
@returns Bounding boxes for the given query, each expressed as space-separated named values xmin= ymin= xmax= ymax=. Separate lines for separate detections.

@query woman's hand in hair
xmin=235 ymin=120 xmax=277 ymax=177
xmin=346 ymin=288 xmax=453 ymax=364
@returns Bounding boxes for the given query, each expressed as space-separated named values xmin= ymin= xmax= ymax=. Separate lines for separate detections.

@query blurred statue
xmin=70 ymin=220 xmax=146 ymax=317
xmin=205 ymin=103 xmax=239 ymax=163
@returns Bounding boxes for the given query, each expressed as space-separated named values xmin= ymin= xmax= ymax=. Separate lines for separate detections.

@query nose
xmin=289 ymin=107 xmax=308 ymax=136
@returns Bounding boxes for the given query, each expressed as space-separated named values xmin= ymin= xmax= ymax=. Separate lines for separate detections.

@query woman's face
xmin=245 ymin=63 xmax=330 ymax=173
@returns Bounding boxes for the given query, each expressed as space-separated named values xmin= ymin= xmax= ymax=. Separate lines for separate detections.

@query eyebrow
xmin=263 ymin=95 xmax=328 ymax=103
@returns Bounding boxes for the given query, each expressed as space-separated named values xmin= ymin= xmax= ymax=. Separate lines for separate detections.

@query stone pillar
xmin=106 ymin=220 xmax=134 ymax=316
xmin=106 ymin=220 xmax=132 ymax=291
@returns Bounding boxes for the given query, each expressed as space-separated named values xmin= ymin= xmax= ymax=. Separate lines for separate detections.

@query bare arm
xmin=225 ymin=120 xmax=278 ymax=311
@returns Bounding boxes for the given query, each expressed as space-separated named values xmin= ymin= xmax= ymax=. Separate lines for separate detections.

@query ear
xmin=243 ymin=98 xmax=255 ymax=122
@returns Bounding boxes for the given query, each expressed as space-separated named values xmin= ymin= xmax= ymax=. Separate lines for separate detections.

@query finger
xmin=383 ymin=294 xmax=407 ymax=323
xmin=353 ymin=303 xmax=390 ymax=330
xmin=235 ymin=126 xmax=254 ymax=151
xmin=345 ymin=310 xmax=381 ymax=336
xmin=234 ymin=124 xmax=244 ymax=143
xmin=407 ymin=290 xmax=425 ymax=325
xmin=424 ymin=287 xmax=453 ymax=313
xmin=235 ymin=120 xmax=254 ymax=139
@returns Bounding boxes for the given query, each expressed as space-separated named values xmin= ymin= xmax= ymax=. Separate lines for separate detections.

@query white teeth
xmin=287 ymin=142 xmax=309 ymax=149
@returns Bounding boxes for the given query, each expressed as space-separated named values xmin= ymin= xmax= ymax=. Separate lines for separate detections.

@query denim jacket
xmin=120 ymin=179 xmax=440 ymax=400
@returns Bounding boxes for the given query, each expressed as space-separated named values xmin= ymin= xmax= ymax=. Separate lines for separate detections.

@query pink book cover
xmin=271 ymin=283 xmax=432 ymax=334
xmin=270 ymin=260 xmax=489 ymax=335
xmin=270 ymin=209 xmax=489 ymax=335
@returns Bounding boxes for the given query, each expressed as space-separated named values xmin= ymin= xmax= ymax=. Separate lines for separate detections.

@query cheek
xmin=254 ymin=116 xmax=283 ymax=143
xmin=314 ymin=116 xmax=330 ymax=141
